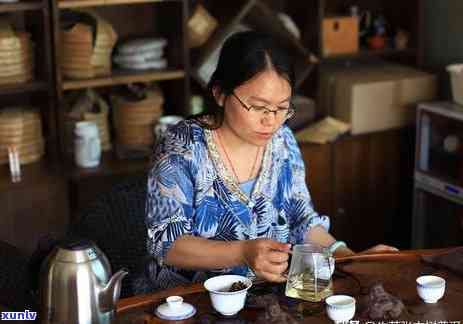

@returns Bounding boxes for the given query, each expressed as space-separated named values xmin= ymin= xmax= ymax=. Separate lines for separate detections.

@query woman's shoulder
xmin=274 ymin=124 xmax=299 ymax=150
xmin=151 ymin=119 xmax=207 ymax=164
xmin=160 ymin=118 xmax=206 ymax=148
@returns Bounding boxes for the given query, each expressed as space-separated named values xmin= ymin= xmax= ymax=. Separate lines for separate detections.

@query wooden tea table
xmin=115 ymin=248 xmax=463 ymax=323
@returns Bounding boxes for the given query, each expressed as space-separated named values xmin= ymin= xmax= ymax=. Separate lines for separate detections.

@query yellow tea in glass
xmin=285 ymin=243 xmax=334 ymax=302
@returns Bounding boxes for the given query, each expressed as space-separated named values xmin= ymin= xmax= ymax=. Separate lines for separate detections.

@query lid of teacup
xmin=155 ymin=296 xmax=196 ymax=321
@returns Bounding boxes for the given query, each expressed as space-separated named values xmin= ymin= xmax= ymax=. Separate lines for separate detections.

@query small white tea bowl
xmin=325 ymin=295 xmax=356 ymax=323
xmin=416 ymin=275 xmax=446 ymax=303
xmin=204 ymin=275 xmax=252 ymax=316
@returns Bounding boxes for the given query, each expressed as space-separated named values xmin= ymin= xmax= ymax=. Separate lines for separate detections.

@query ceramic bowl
xmin=416 ymin=275 xmax=446 ymax=303
xmin=325 ymin=295 xmax=356 ymax=323
xmin=203 ymin=275 xmax=252 ymax=316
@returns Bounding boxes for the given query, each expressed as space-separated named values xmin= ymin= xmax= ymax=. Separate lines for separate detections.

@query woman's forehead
xmin=237 ymin=70 xmax=291 ymax=101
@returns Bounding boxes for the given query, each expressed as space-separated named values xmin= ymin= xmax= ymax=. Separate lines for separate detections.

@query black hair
xmin=194 ymin=30 xmax=295 ymax=129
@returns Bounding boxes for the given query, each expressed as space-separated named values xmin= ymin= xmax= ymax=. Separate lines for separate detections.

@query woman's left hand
xmin=359 ymin=244 xmax=399 ymax=254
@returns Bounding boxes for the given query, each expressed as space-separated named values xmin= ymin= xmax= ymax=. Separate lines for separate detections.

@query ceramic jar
xmin=74 ymin=121 xmax=101 ymax=168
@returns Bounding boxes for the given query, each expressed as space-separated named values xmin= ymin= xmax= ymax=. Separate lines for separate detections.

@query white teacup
xmin=325 ymin=295 xmax=356 ymax=324
xmin=416 ymin=275 xmax=446 ymax=303
xmin=154 ymin=115 xmax=184 ymax=139
xmin=204 ymin=275 xmax=252 ymax=316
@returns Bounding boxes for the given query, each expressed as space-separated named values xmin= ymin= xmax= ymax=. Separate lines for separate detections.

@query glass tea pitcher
xmin=285 ymin=243 xmax=335 ymax=302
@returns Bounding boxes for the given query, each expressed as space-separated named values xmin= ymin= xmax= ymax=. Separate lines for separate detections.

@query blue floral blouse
xmin=143 ymin=119 xmax=329 ymax=291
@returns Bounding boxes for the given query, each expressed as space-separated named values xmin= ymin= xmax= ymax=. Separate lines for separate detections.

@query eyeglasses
xmin=231 ymin=92 xmax=295 ymax=121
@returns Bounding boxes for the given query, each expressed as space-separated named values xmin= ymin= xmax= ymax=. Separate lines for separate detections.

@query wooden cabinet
xmin=0 ymin=0 xmax=190 ymax=249
xmin=0 ymin=1 xmax=69 ymax=254
xmin=299 ymin=128 xmax=415 ymax=251
xmin=299 ymin=141 xmax=333 ymax=216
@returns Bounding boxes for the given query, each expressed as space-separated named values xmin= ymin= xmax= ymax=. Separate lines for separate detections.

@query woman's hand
xmin=241 ymin=239 xmax=291 ymax=283
xmin=359 ymin=244 xmax=399 ymax=254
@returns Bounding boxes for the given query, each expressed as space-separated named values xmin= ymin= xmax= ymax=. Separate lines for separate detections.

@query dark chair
xmin=0 ymin=240 xmax=37 ymax=311
xmin=69 ymin=175 xmax=149 ymax=298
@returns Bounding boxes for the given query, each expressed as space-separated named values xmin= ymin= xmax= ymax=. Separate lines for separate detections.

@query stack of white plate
xmin=113 ymin=38 xmax=168 ymax=70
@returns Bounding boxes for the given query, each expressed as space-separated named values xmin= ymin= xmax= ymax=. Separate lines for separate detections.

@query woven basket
xmin=60 ymin=10 xmax=117 ymax=79
xmin=112 ymin=86 xmax=163 ymax=148
xmin=187 ymin=4 xmax=218 ymax=48
xmin=0 ymin=49 xmax=33 ymax=65
xmin=65 ymin=89 xmax=112 ymax=151
xmin=0 ymin=108 xmax=44 ymax=165
xmin=0 ymin=22 xmax=34 ymax=84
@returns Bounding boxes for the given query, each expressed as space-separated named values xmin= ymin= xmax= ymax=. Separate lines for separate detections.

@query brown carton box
xmin=322 ymin=16 xmax=358 ymax=57
xmin=320 ymin=64 xmax=437 ymax=134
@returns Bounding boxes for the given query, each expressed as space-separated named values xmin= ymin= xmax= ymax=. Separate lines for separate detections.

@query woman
xmin=142 ymin=31 xmax=397 ymax=292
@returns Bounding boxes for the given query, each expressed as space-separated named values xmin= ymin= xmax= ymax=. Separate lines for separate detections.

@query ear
xmin=212 ymin=86 xmax=226 ymax=107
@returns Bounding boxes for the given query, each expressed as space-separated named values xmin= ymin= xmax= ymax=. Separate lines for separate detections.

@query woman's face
xmin=216 ymin=69 xmax=292 ymax=147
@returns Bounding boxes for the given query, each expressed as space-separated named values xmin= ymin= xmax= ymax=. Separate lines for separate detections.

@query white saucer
xmin=155 ymin=296 xmax=196 ymax=321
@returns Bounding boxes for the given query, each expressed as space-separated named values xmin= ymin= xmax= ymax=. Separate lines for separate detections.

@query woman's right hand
xmin=241 ymin=239 xmax=291 ymax=283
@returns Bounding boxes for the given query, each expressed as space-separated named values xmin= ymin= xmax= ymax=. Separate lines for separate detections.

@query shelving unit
xmin=61 ymin=69 xmax=185 ymax=91
xmin=58 ymin=0 xmax=168 ymax=9
xmin=192 ymin=0 xmax=317 ymax=91
xmin=320 ymin=47 xmax=418 ymax=62
xmin=0 ymin=80 xmax=48 ymax=95
xmin=282 ymin=0 xmax=422 ymax=118
xmin=412 ymin=102 xmax=463 ymax=248
xmin=0 ymin=0 xmax=68 ymax=254
xmin=68 ymin=151 xmax=150 ymax=181
xmin=0 ymin=0 xmax=60 ymax=185
xmin=0 ymin=1 xmax=44 ymax=12
xmin=285 ymin=0 xmax=421 ymax=60
xmin=48 ymin=0 xmax=189 ymax=210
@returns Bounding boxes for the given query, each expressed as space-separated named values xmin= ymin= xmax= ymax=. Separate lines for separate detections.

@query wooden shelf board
xmin=0 ymin=80 xmax=48 ymax=96
xmin=0 ymin=1 xmax=43 ymax=12
xmin=322 ymin=48 xmax=417 ymax=61
xmin=0 ymin=158 xmax=64 ymax=192
xmin=68 ymin=151 xmax=151 ymax=181
xmin=58 ymin=0 xmax=178 ymax=9
xmin=62 ymin=69 xmax=185 ymax=91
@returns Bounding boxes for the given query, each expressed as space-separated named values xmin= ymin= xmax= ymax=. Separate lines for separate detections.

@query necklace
xmin=215 ymin=129 xmax=260 ymax=184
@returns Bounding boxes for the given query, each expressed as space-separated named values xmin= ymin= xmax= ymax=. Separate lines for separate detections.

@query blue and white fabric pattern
xmin=144 ymin=119 xmax=330 ymax=291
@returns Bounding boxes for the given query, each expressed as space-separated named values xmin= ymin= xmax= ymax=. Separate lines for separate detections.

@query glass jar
xmin=285 ymin=243 xmax=334 ymax=302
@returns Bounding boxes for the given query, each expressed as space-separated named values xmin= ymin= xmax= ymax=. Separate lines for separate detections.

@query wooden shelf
xmin=322 ymin=48 xmax=417 ymax=61
xmin=0 ymin=158 xmax=64 ymax=192
xmin=0 ymin=80 xmax=48 ymax=96
xmin=68 ymin=151 xmax=151 ymax=180
xmin=62 ymin=69 xmax=185 ymax=91
xmin=57 ymin=0 xmax=178 ymax=9
xmin=0 ymin=1 xmax=43 ymax=12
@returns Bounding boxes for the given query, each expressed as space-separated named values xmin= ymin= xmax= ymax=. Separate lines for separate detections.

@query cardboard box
xmin=322 ymin=16 xmax=358 ymax=57
xmin=320 ymin=64 xmax=437 ymax=134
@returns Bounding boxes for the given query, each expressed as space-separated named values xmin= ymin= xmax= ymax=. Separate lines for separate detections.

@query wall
xmin=422 ymin=0 xmax=463 ymax=99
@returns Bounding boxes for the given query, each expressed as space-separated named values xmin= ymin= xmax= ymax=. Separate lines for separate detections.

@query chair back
xmin=69 ymin=175 xmax=148 ymax=297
